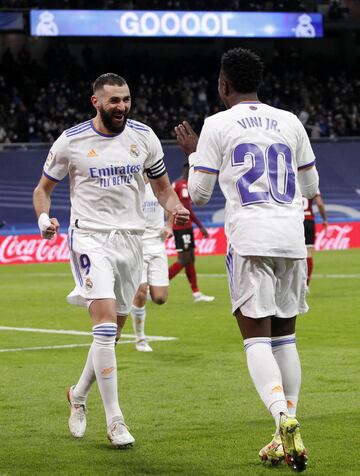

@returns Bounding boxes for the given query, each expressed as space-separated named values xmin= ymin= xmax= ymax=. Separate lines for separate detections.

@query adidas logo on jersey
xmin=87 ymin=149 xmax=98 ymax=157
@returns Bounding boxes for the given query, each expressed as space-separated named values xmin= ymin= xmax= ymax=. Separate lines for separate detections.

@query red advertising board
xmin=1 ymin=222 xmax=360 ymax=265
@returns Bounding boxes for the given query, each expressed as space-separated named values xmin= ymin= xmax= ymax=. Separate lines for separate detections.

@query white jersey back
xmin=193 ymin=102 xmax=316 ymax=258
xmin=142 ymin=182 xmax=165 ymax=242
xmin=43 ymin=119 xmax=163 ymax=232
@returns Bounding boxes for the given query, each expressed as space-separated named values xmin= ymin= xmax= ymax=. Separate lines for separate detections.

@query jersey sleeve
xmin=295 ymin=119 xmax=316 ymax=170
xmin=144 ymin=129 xmax=164 ymax=170
xmin=191 ymin=117 xmax=222 ymax=175
xmin=43 ymin=132 xmax=70 ymax=182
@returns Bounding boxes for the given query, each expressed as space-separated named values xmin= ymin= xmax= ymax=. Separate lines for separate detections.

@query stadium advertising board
xmin=30 ymin=10 xmax=323 ymax=38
xmin=0 ymin=222 xmax=359 ymax=265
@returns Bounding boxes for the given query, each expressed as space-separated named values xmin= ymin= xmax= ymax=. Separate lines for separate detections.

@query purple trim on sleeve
xmin=298 ymin=160 xmax=316 ymax=171
xmin=194 ymin=166 xmax=219 ymax=175
xmin=43 ymin=170 xmax=60 ymax=182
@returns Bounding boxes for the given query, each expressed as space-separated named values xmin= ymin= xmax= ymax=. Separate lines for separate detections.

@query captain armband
xmin=146 ymin=159 xmax=167 ymax=179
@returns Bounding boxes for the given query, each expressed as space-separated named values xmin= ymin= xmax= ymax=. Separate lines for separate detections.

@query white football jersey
xmin=142 ymin=182 xmax=165 ymax=244
xmin=43 ymin=119 xmax=163 ymax=232
xmin=192 ymin=102 xmax=316 ymax=258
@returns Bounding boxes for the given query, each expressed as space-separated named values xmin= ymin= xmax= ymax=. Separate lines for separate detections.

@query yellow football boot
xmin=279 ymin=413 xmax=308 ymax=472
xmin=259 ymin=434 xmax=284 ymax=465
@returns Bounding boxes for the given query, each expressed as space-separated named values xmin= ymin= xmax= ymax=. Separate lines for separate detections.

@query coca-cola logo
xmin=315 ymin=224 xmax=352 ymax=251
xmin=0 ymin=234 xmax=70 ymax=264
xmin=195 ymin=227 xmax=220 ymax=255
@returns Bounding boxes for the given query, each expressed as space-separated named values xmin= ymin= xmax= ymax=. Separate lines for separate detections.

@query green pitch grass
xmin=1 ymin=250 xmax=360 ymax=475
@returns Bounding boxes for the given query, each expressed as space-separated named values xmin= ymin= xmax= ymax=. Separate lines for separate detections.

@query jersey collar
xmin=90 ymin=120 xmax=122 ymax=137
xmin=236 ymin=101 xmax=262 ymax=104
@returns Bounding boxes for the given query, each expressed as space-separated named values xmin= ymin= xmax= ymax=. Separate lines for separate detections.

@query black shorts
xmin=304 ymin=219 xmax=315 ymax=246
xmin=174 ymin=227 xmax=195 ymax=252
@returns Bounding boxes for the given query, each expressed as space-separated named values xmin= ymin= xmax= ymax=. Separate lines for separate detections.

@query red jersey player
xmin=169 ymin=162 xmax=215 ymax=302
xmin=303 ymin=190 xmax=327 ymax=287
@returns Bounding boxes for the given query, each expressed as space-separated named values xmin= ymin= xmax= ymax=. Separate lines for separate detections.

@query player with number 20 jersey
xmin=175 ymin=48 xmax=319 ymax=471
xmin=193 ymin=102 xmax=315 ymax=259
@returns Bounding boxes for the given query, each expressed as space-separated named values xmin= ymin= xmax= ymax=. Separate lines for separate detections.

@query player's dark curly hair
xmin=92 ymin=73 xmax=127 ymax=93
xmin=221 ymin=48 xmax=264 ymax=94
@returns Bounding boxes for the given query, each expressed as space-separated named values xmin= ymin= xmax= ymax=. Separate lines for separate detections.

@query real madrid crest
xmin=85 ymin=277 xmax=93 ymax=289
xmin=130 ymin=144 xmax=140 ymax=158
xmin=45 ymin=150 xmax=54 ymax=167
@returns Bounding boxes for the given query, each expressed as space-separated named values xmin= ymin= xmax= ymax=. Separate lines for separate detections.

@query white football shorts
xmin=68 ymin=228 xmax=143 ymax=316
xmin=141 ymin=238 xmax=169 ymax=286
xmin=226 ymin=247 xmax=308 ymax=318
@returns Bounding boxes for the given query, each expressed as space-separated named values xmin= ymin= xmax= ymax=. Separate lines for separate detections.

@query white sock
xmin=131 ymin=305 xmax=146 ymax=341
xmin=244 ymin=337 xmax=288 ymax=427
xmin=272 ymin=334 xmax=301 ymax=416
xmin=92 ymin=323 xmax=124 ymax=426
xmin=72 ymin=345 xmax=96 ymax=404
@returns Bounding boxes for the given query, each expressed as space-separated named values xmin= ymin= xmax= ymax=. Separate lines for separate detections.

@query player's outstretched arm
xmin=188 ymin=161 xmax=217 ymax=207
xmin=149 ymin=174 xmax=190 ymax=226
xmin=33 ymin=174 xmax=60 ymax=239
xmin=298 ymin=165 xmax=319 ymax=199
xmin=188 ymin=208 xmax=208 ymax=238
xmin=315 ymin=194 xmax=328 ymax=229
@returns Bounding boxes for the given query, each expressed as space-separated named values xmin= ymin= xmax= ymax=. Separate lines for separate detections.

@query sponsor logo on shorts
xmin=85 ymin=277 xmax=93 ymax=289
xmin=271 ymin=385 xmax=283 ymax=393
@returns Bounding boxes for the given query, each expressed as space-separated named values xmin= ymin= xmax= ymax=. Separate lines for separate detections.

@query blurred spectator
xmin=328 ymin=0 xmax=350 ymax=20
xmin=0 ymin=46 xmax=359 ymax=142
xmin=0 ymin=0 xmax=319 ymax=11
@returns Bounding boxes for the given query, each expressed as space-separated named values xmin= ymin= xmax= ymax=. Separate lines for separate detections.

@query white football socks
xmin=244 ymin=337 xmax=288 ymax=428
xmin=72 ymin=345 xmax=96 ymax=405
xmin=92 ymin=323 xmax=124 ymax=426
xmin=272 ymin=334 xmax=301 ymax=416
xmin=131 ymin=305 xmax=146 ymax=341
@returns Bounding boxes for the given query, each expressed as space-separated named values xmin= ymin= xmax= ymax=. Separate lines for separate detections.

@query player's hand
xmin=43 ymin=218 xmax=59 ymax=240
xmin=322 ymin=220 xmax=328 ymax=236
xmin=174 ymin=121 xmax=198 ymax=156
xmin=172 ymin=204 xmax=190 ymax=226
xmin=161 ymin=225 xmax=173 ymax=240
xmin=38 ymin=213 xmax=60 ymax=240
xmin=200 ymin=226 xmax=209 ymax=238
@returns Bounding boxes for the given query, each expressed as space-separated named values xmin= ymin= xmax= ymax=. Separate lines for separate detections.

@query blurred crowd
xmin=0 ymin=45 xmax=359 ymax=143
xmin=0 ymin=0 xmax=349 ymax=17
xmin=1 ymin=1 xmax=317 ymax=12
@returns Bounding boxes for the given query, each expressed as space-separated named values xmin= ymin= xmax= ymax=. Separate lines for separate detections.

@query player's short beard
xmin=99 ymin=106 xmax=128 ymax=134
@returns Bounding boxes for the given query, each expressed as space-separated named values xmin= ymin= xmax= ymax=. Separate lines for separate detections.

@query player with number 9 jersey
xmin=33 ymin=73 xmax=189 ymax=450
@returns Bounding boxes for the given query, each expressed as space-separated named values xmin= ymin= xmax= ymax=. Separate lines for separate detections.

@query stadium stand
xmin=0 ymin=1 xmax=321 ymax=12
xmin=0 ymin=44 xmax=359 ymax=143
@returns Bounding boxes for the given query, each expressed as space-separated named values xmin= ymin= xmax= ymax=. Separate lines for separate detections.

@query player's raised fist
xmin=38 ymin=213 xmax=60 ymax=239
xmin=172 ymin=203 xmax=190 ymax=226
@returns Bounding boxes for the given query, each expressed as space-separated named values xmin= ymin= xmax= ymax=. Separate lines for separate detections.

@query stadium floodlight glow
xmin=30 ymin=10 xmax=323 ymax=38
